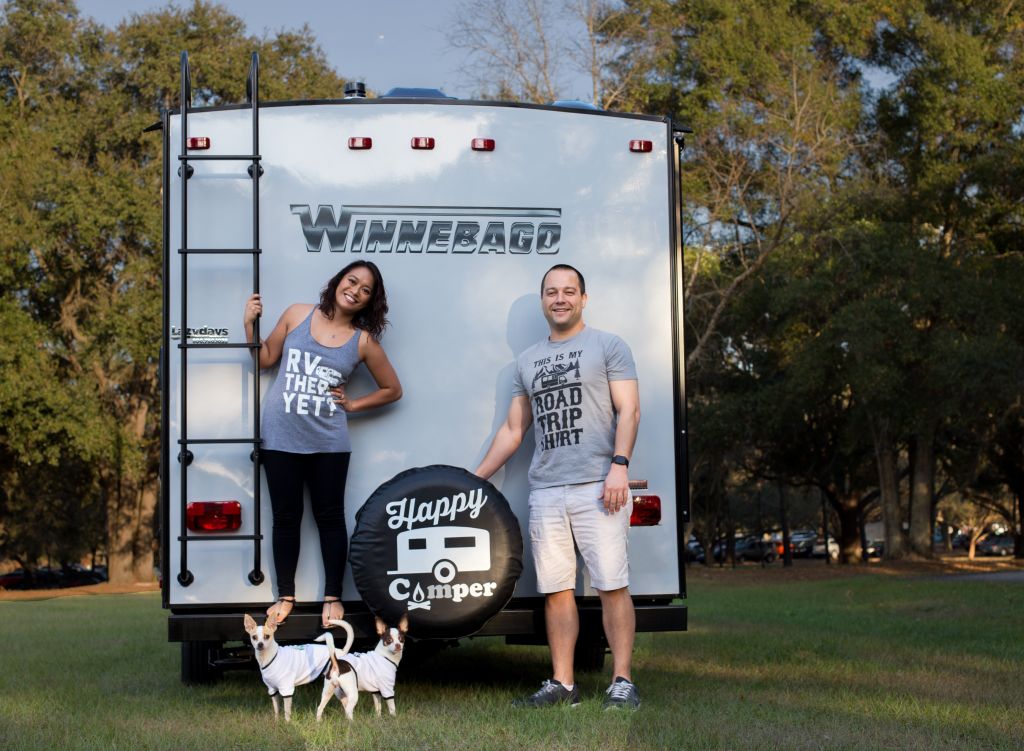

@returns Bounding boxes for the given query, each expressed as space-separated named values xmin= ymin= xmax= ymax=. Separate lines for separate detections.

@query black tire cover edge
xmin=350 ymin=465 xmax=523 ymax=639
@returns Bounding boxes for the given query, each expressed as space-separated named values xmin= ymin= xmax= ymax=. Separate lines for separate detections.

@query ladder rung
xmin=179 ymin=248 xmax=261 ymax=255
xmin=178 ymin=534 xmax=264 ymax=542
xmin=178 ymin=342 xmax=261 ymax=350
xmin=179 ymin=154 xmax=261 ymax=161
xmin=179 ymin=438 xmax=262 ymax=445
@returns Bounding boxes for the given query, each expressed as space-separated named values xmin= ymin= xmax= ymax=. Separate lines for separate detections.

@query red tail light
xmin=187 ymin=136 xmax=211 ymax=150
xmin=187 ymin=501 xmax=241 ymax=532
xmin=411 ymin=137 xmax=435 ymax=150
xmin=348 ymin=137 xmax=372 ymax=150
xmin=472 ymin=138 xmax=495 ymax=151
xmin=629 ymin=139 xmax=653 ymax=153
xmin=630 ymin=495 xmax=661 ymax=526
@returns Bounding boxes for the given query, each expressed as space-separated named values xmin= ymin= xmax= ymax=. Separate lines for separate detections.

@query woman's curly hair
xmin=318 ymin=261 xmax=389 ymax=340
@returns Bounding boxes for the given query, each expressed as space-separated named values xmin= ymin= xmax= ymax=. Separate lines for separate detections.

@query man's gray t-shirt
xmin=512 ymin=326 xmax=637 ymax=490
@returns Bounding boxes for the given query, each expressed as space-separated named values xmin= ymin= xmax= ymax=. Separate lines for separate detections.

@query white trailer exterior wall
xmin=161 ymin=88 xmax=687 ymax=673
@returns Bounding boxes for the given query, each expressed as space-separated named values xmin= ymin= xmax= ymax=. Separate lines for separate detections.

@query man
xmin=475 ymin=264 xmax=641 ymax=710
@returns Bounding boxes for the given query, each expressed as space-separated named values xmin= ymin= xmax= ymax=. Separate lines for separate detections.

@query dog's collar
xmin=258 ymin=651 xmax=279 ymax=671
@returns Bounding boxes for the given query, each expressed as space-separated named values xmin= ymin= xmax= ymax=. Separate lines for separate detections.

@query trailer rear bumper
xmin=169 ymin=600 xmax=686 ymax=643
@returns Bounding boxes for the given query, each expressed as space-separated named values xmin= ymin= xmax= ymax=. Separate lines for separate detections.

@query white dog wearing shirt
xmin=243 ymin=612 xmax=354 ymax=722
xmin=316 ymin=613 xmax=409 ymax=720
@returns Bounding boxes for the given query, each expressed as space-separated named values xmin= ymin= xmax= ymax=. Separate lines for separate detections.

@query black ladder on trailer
xmin=176 ymin=51 xmax=264 ymax=587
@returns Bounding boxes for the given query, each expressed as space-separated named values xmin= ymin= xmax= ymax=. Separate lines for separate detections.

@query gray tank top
xmin=261 ymin=308 xmax=361 ymax=453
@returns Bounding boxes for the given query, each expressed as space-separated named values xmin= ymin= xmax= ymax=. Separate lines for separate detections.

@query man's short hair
xmin=541 ymin=264 xmax=586 ymax=294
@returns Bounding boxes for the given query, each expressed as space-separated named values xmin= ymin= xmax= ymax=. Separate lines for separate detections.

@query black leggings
xmin=261 ymin=449 xmax=351 ymax=599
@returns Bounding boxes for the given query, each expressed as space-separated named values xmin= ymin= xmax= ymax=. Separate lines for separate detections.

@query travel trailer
xmin=160 ymin=52 xmax=689 ymax=683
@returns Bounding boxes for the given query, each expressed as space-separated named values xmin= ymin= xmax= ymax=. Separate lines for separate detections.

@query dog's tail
xmin=315 ymin=619 xmax=355 ymax=678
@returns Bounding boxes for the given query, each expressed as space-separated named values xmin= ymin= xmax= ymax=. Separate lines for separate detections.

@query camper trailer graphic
xmin=314 ymin=365 xmax=344 ymax=389
xmin=387 ymin=526 xmax=491 ymax=584
xmin=533 ymin=360 xmax=580 ymax=389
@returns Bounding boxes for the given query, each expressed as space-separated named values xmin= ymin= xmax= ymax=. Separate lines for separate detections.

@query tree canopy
xmin=1 ymin=0 xmax=1021 ymax=576
xmin=0 ymin=0 xmax=345 ymax=580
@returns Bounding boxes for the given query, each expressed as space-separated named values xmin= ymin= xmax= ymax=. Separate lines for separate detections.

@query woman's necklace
xmin=318 ymin=310 xmax=349 ymax=341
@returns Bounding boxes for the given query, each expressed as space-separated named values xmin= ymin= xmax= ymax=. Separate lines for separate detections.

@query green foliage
xmin=2 ymin=0 xmax=1021 ymax=568
xmin=0 ymin=0 xmax=346 ymax=577
xmin=601 ymin=0 xmax=1024 ymax=554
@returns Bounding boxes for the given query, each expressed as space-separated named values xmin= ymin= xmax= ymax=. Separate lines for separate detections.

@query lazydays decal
xmin=292 ymin=204 xmax=561 ymax=255
xmin=384 ymin=488 xmax=498 ymax=610
xmin=170 ymin=325 xmax=229 ymax=343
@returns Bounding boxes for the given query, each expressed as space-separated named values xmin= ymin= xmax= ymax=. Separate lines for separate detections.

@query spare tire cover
xmin=350 ymin=465 xmax=523 ymax=639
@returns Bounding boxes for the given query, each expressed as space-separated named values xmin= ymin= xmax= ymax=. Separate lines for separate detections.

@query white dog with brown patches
xmin=316 ymin=613 xmax=409 ymax=720
xmin=243 ymin=612 xmax=354 ymax=722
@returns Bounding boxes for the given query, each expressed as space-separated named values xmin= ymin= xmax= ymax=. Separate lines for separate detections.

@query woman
xmin=243 ymin=260 xmax=401 ymax=628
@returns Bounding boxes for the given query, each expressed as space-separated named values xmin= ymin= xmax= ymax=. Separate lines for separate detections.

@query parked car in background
xmin=685 ymin=535 xmax=705 ymax=563
xmin=0 ymin=569 xmax=27 ymax=590
xmin=713 ymin=535 xmax=778 ymax=564
xmin=0 ymin=567 xmax=62 ymax=589
xmin=788 ymin=529 xmax=817 ymax=558
xmin=951 ymin=532 xmax=970 ymax=550
xmin=864 ymin=540 xmax=884 ymax=558
xmin=0 ymin=565 xmax=107 ymax=590
xmin=977 ymin=534 xmax=1015 ymax=557
xmin=744 ymin=536 xmax=781 ymax=563
xmin=813 ymin=537 xmax=840 ymax=560
xmin=61 ymin=564 xmax=107 ymax=587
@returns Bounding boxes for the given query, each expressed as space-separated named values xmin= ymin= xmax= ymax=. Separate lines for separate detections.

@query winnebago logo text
xmin=291 ymin=204 xmax=561 ymax=255
xmin=385 ymin=488 xmax=497 ymax=610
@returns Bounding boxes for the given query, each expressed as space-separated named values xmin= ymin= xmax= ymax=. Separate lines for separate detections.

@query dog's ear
xmin=398 ymin=612 xmax=409 ymax=635
xmin=244 ymin=613 xmax=258 ymax=635
xmin=264 ymin=612 xmax=278 ymax=636
xmin=374 ymin=615 xmax=386 ymax=638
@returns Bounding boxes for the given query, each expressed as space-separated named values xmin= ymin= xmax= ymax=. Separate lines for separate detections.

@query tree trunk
xmin=1016 ymin=491 xmax=1023 ymax=560
xmin=131 ymin=480 xmax=158 ymax=582
xmin=779 ymin=483 xmax=792 ymax=567
xmin=106 ymin=486 xmax=135 ymax=584
xmin=908 ymin=429 xmax=936 ymax=558
xmin=825 ymin=486 xmax=862 ymax=564
xmin=837 ymin=498 xmax=862 ymax=564
xmin=870 ymin=414 xmax=907 ymax=559
xmin=106 ymin=397 xmax=158 ymax=584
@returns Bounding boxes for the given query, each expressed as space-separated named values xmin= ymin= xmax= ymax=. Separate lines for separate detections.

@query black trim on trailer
xmin=171 ymin=51 xmax=266 ymax=591
xmin=169 ymin=600 xmax=686 ymax=643
xmin=667 ymin=121 xmax=691 ymax=601
xmin=159 ymin=105 xmax=171 ymax=609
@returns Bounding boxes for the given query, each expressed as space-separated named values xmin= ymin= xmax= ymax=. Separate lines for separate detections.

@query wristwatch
xmin=611 ymin=455 xmax=630 ymax=467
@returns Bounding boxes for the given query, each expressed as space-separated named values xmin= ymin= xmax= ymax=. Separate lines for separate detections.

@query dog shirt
xmin=259 ymin=643 xmax=332 ymax=697
xmin=339 ymin=651 xmax=398 ymax=699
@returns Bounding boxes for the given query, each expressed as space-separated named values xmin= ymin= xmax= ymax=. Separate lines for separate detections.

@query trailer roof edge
xmin=161 ymin=96 xmax=672 ymax=124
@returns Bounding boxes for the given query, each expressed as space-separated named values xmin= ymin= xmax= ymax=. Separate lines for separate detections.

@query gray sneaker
xmin=603 ymin=676 xmax=640 ymax=710
xmin=513 ymin=679 xmax=581 ymax=708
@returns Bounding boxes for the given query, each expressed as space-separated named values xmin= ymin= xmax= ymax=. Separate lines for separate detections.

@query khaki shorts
xmin=528 ymin=480 xmax=631 ymax=593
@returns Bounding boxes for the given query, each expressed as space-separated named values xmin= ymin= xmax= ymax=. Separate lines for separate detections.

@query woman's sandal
xmin=267 ymin=596 xmax=295 ymax=625
xmin=321 ymin=597 xmax=344 ymax=628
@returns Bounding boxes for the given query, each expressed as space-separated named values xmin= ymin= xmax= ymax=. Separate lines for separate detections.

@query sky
xmin=74 ymin=0 xmax=591 ymax=101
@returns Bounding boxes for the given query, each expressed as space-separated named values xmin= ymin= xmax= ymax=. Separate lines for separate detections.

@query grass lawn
xmin=1 ymin=566 xmax=1022 ymax=750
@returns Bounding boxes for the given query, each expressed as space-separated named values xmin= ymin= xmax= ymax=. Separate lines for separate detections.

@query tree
xmin=612 ymin=1 xmax=1024 ymax=562
xmin=0 ymin=0 xmax=346 ymax=581
xmin=865 ymin=0 xmax=1024 ymax=556
xmin=605 ymin=0 xmax=875 ymax=376
xmin=448 ymin=0 xmax=656 ymax=109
